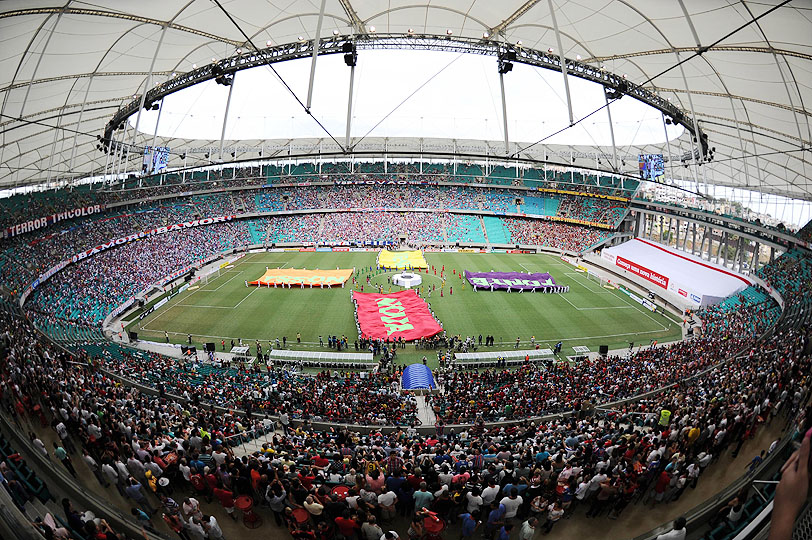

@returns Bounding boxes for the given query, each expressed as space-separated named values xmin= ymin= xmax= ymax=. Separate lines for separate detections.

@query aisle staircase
xmin=316 ymin=215 xmax=326 ymax=239
xmin=480 ymin=216 xmax=489 ymax=243
xmin=415 ymin=396 xmax=437 ymax=427
xmin=483 ymin=216 xmax=511 ymax=244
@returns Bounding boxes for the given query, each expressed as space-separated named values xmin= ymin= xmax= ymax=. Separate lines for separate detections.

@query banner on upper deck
xmin=352 ymin=290 xmax=442 ymax=340
xmin=376 ymin=250 xmax=428 ymax=270
xmin=465 ymin=270 xmax=557 ymax=290
xmin=249 ymin=268 xmax=353 ymax=287
xmin=4 ymin=204 xmax=105 ymax=239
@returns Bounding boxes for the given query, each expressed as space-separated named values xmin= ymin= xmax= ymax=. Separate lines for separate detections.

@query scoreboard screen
xmin=638 ymin=154 xmax=664 ymax=180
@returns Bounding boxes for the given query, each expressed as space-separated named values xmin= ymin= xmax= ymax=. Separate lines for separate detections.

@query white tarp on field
xmin=602 ymin=238 xmax=751 ymax=306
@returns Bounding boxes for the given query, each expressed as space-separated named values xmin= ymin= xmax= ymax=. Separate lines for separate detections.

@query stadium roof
xmin=0 ymin=1 xmax=809 ymax=200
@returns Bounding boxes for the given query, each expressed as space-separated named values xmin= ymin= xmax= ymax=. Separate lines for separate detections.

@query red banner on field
xmin=615 ymin=255 xmax=669 ymax=289
xmin=352 ymin=290 xmax=443 ymax=341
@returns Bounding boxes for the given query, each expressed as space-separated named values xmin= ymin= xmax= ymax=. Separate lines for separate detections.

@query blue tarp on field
xmin=401 ymin=363 xmax=436 ymax=390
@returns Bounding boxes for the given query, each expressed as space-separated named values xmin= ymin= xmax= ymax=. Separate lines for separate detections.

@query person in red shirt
xmin=298 ymin=467 xmax=316 ymax=491
xmin=212 ymin=485 xmax=237 ymax=520
xmin=190 ymin=472 xmax=210 ymax=503
xmin=334 ymin=511 xmax=360 ymax=538
xmin=313 ymin=453 xmax=330 ymax=470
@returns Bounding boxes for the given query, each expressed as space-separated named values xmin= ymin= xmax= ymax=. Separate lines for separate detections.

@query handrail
xmin=0 ymin=483 xmax=42 ymax=540
xmin=0 ymin=409 xmax=172 ymax=540
xmin=633 ymin=429 xmax=794 ymax=540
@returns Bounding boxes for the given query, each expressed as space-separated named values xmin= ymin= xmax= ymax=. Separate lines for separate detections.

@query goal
xmin=586 ymin=270 xmax=616 ymax=289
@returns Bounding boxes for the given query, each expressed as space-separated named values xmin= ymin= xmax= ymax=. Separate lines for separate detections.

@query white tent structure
xmin=0 ymin=0 xmax=809 ymax=203
xmin=601 ymin=237 xmax=751 ymax=307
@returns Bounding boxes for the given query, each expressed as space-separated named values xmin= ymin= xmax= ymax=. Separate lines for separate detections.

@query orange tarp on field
xmin=248 ymin=268 xmax=353 ymax=287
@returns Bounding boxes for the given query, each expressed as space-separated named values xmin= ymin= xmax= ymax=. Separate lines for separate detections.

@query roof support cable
xmin=210 ymin=0 xmax=346 ymax=153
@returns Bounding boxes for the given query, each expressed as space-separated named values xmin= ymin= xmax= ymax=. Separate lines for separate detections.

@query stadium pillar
xmin=733 ymin=237 xmax=742 ymax=271
xmin=659 ymin=216 xmax=665 ymax=243
xmin=102 ymin=139 xmax=111 ymax=187
xmin=345 ymin=64 xmax=356 ymax=148
xmin=218 ymin=71 xmax=238 ymax=161
xmin=547 ymin=0 xmax=574 ymax=126
xmin=499 ymin=71 xmax=510 ymax=155
xmin=69 ymin=74 xmax=97 ymax=175
xmin=716 ymin=231 xmax=725 ymax=264
xmin=148 ymin=97 xmax=165 ymax=164
xmin=661 ymin=111 xmax=675 ymax=181
xmin=690 ymin=223 xmax=697 ymax=254
xmin=131 ymin=24 xmax=168 ymax=162
xmin=674 ymin=219 xmax=680 ymax=248
xmin=701 ymin=226 xmax=710 ymax=260
xmin=306 ymin=0 xmax=328 ymax=110
xmin=604 ymin=92 xmax=619 ymax=171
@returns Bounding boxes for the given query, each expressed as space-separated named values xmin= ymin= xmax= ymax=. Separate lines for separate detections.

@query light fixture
xmin=547 ymin=47 xmax=554 ymax=53
xmin=446 ymin=29 xmax=453 ymax=35
xmin=342 ymin=42 xmax=357 ymax=67
xmin=369 ymin=25 xmax=376 ymax=33
xmin=600 ymin=64 xmax=606 ymax=70
xmin=576 ymin=54 xmax=582 ymax=60
xmin=516 ymin=40 xmax=522 ymax=46
xmin=266 ymin=40 xmax=273 ymax=47
xmin=482 ymin=32 xmax=489 ymax=38
xmin=622 ymin=73 xmax=627 ymax=79
xmin=236 ymin=48 xmax=242 ymax=54
xmin=298 ymin=36 xmax=303 ymax=41
xmin=212 ymin=57 xmax=217 ymax=63
xmin=408 ymin=28 xmax=414 ymax=34
xmin=192 ymin=63 xmax=197 ymax=68
xmin=332 ymin=29 xmax=339 ymax=36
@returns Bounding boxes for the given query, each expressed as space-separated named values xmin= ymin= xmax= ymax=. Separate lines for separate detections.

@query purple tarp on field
xmin=465 ymin=270 xmax=557 ymax=291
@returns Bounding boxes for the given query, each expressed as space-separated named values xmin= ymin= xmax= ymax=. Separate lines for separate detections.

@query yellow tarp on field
xmin=377 ymin=250 xmax=428 ymax=270
xmin=249 ymin=268 xmax=353 ymax=287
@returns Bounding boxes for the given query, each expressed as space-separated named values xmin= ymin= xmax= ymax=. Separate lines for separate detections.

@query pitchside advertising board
xmin=601 ymin=250 xmax=702 ymax=305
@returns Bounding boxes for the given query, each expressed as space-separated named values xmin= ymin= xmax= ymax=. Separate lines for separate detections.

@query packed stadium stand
xmin=1 ymin=2 xmax=811 ymax=539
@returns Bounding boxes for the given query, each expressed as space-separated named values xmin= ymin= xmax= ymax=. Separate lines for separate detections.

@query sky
xmin=131 ymin=49 xmax=684 ymax=146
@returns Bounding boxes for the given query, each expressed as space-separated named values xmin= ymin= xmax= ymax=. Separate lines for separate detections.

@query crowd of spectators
xmin=1 ymin=166 xmax=629 ymax=234
xmin=756 ymin=249 xmax=812 ymax=308
xmin=0 ymin=272 xmax=808 ymax=540
xmin=501 ymin=219 xmax=611 ymax=252
xmin=0 ymin=182 xmax=625 ymax=304
xmin=26 ymin=220 xmax=256 ymax=325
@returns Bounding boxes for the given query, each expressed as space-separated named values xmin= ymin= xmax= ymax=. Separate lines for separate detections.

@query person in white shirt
xmin=500 ymin=488 xmax=523 ymax=520
xmin=481 ymin=481 xmax=500 ymax=506
xmin=204 ymin=515 xmax=225 ymax=540
xmin=186 ymin=516 xmax=206 ymax=540
xmin=655 ymin=516 xmax=687 ymax=540
xmin=519 ymin=517 xmax=537 ymax=540
xmin=378 ymin=488 xmax=397 ymax=522
xmin=466 ymin=488 xmax=484 ymax=513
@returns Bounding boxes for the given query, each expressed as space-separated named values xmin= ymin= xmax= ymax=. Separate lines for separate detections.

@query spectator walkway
xmin=415 ymin=395 xmax=436 ymax=426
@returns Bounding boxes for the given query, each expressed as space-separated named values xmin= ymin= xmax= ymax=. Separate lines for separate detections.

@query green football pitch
xmin=127 ymin=251 xmax=682 ymax=367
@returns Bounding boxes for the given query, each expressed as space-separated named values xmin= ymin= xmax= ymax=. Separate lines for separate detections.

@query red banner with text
xmin=615 ymin=255 xmax=669 ymax=289
xmin=352 ymin=289 xmax=443 ymax=341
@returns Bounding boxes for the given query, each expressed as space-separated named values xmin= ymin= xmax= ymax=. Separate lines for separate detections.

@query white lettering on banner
xmin=5 ymin=204 xmax=103 ymax=239
xmin=27 ymin=217 xmax=233 ymax=304
xmin=71 ymin=216 xmax=234 ymax=263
